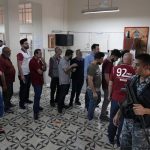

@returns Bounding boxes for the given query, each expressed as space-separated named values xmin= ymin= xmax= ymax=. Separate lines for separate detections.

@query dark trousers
xmin=3 ymin=83 xmax=13 ymax=110
xmin=58 ymin=84 xmax=70 ymax=111
xmin=50 ymin=77 xmax=59 ymax=103
xmin=70 ymin=79 xmax=84 ymax=104
xmin=0 ymin=90 xmax=4 ymax=117
xmin=33 ymin=85 xmax=43 ymax=114
xmin=108 ymin=100 xmax=124 ymax=143
xmin=19 ymin=74 xmax=31 ymax=107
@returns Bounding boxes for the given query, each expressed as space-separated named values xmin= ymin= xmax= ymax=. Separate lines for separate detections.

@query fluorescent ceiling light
xmin=82 ymin=7 xmax=119 ymax=14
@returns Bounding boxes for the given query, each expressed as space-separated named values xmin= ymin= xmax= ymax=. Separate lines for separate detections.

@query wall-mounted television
xmin=55 ymin=34 xmax=74 ymax=46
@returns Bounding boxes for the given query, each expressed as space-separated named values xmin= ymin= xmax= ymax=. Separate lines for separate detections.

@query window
xmin=19 ymin=3 xmax=32 ymax=24
xmin=0 ymin=6 xmax=4 ymax=24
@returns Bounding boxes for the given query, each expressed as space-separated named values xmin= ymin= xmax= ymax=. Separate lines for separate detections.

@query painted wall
xmin=68 ymin=0 xmax=150 ymax=53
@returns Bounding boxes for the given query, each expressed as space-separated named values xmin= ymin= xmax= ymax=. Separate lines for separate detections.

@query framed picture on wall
xmin=123 ymin=27 xmax=149 ymax=54
xmin=48 ymin=34 xmax=55 ymax=48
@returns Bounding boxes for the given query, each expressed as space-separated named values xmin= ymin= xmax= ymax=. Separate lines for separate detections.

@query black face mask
xmin=111 ymin=58 xmax=115 ymax=63
xmin=97 ymin=62 xmax=101 ymax=65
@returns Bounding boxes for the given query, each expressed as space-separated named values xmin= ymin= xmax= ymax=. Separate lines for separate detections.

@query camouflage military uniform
xmin=121 ymin=75 xmax=150 ymax=150
xmin=121 ymin=119 xmax=150 ymax=150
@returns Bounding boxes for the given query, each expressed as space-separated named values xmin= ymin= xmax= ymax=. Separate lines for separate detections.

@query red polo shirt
xmin=29 ymin=57 xmax=44 ymax=86
xmin=0 ymin=54 xmax=16 ymax=85
xmin=110 ymin=64 xmax=135 ymax=102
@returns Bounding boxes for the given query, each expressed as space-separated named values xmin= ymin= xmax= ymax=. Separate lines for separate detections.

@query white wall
xmin=68 ymin=0 xmax=150 ymax=53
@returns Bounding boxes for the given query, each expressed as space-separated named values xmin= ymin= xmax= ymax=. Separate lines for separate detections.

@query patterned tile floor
xmin=0 ymin=86 xmax=119 ymax=150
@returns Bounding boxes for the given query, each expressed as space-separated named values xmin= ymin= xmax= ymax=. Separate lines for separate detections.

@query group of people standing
xmin=0 ymin=39 xmax=150 ymax=150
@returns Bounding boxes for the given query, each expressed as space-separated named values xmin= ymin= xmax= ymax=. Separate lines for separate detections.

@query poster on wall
xmin=123 ymin=27 xmax=149 ymax=54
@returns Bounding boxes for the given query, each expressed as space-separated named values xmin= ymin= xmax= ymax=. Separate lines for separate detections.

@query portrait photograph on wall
xmin=123 ymin=27 xmax=149 ymax=55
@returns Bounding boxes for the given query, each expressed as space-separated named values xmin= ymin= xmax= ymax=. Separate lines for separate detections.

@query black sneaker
xmin=19 ymin=105 xmax=26 ymax=109
xmin=34 ymin=113 xmax=39 ymax=120
xmin=75 ymin=101 xmax=81 ymax=105
xmin=100 ymin=115 xmax=109 ymax=122
xmin=63 ymin=105 xmax=70 ymax=109
xmin=69 ymin=103 xmax=73 ymax=107
xmin=58 ymin=108 xmax=62 ymax=113
xmin=25 ymin=100 xmax=33 ymax=104
xmin=9 ymin=103 xmax=15 ymax=108
xmin=117 ymin=139 xmax=120 ymax=147
xmin=39 ymin=106 xmax=43 ymax=111
xmin=50 ymin=102 xmax=55 ymax=107
xmin=0 ymin=128 xmax=5 ymax=134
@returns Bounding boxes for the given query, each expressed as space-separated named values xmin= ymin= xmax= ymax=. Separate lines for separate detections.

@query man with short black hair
xmin=86 ymin=52 xmax=105 ymax=121
xmin=57 ymin=49 xmax=78 ymax=113
xmin=29 ymin=49 xmax=46 ymax=120
xmin=100 ymin=49 xmax=121 ymax=121
xmin=84 ymin=44 xmax=100 ymax=110
xmin=84 ymin=44 xmax=100 ymax=79
xmin=17 ymin=38 xmax=32 ymax=109
xmin=114 ymin=53 xmax=150 ymax=149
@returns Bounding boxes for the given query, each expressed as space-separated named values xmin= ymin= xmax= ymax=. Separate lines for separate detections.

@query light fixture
xmin=82 ymin=0 xmax=120 ymax=14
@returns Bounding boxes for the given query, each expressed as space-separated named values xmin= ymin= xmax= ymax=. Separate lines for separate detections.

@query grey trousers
xmin=101 ymin=89 xmax=110 ymax=116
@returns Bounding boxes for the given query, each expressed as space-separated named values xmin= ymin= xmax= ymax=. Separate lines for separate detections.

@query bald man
xmin=107 ymin=53 xmax=135 ymax=146
xmin=0 ymin=47 xmax=16 ymax=112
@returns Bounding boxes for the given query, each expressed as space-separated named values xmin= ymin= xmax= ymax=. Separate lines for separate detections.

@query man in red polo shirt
xmin=29 ymin=49 xmax=46 ymax=120
xmin=0 ymin=47 xmax=16 ymax=113
xmin=107 ymin=53 xmax=135 ymax=147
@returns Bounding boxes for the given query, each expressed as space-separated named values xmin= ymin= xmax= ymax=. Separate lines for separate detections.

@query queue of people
xmin=0 ymin=39 xmax=150 ymax=149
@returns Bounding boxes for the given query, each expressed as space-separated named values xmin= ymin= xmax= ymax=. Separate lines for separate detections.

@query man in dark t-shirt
xmin=69 ymin=49 xmax=84 ymax=106
xmin=100 ymin=49 xmax=121 ymax=121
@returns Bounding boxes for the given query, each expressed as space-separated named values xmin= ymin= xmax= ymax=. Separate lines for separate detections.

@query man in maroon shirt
xmin=100 ymin=49 xmax=121 ymax=121
xmin=0 ymin=65 xmax=6 ymax=133
xmin=0 ymin=47 xmax=16 ymax=113
xmin=107 ymin=53 xmax=135 ymax=146
xmin=29 ymin=49 xmax=46 ymax=120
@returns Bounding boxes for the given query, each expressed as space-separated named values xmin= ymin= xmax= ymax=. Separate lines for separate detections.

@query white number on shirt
xmin=116 ymin=68 xmax=127 ymax=77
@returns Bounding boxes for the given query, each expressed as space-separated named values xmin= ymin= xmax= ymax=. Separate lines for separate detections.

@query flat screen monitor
xmin=55 ymin=34 xmax=74 ymax=46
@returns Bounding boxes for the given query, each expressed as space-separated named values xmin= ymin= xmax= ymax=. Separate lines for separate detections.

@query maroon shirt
xmin=29 ymin=57 xmax=44 ymax=86
xmin=110 ymin=64 xmax=135 ymax=102
xmin=102 ymin=58 xmax=113 ymax=89
xmin=0 ymin=54 xmax=16 ymax=85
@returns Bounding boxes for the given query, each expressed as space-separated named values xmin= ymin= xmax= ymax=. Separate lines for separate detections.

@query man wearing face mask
xmin=17 ymin=38 xmax=32 ymax=109
xmin=100 ymin=49 xmax=121 ymax=121
xmin=0 ymin=47 xmax=16 ymax=112
xmin=57 ymin=49 xmax=78 ymax=113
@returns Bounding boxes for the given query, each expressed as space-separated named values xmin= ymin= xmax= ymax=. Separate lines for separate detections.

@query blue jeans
xmin=87 ymin=88 xmax=101 ymax=120
xmin=108 ymin=100 xmax=124 ymax=144
xmin=33 ymin=85 xmax=43 ymax=114
xmin=0 ymin=90 xmax=4 ymax=117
